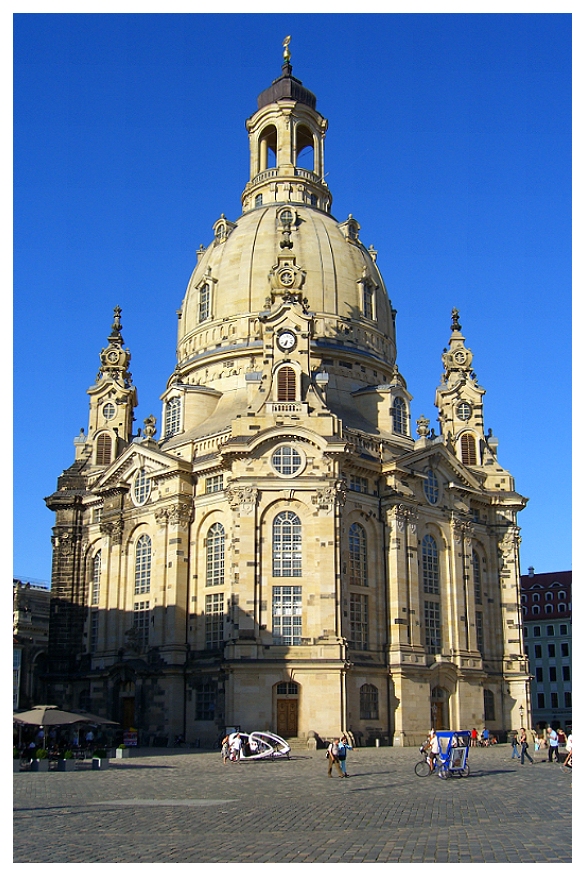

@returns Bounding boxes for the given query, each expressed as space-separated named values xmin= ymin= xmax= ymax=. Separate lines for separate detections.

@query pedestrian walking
xmin=471 ymin=728 xmax=478 ymax=747
xmin=327 ymin=738 xmax=345 ymax=777
xmin=519 ymin=728 xmax=534 ymax=765
xmin=221 ymin=735 xmax=230 ymax=764
xmin=547 ymin=726 xmax=560 ymax=762
xmin=337 ymin=734 xmax=352 ymax=776
xmin=481 ymin=727 xmax=490 ymax=747
xmin=511 ymin=731 xmax=520 ymax=759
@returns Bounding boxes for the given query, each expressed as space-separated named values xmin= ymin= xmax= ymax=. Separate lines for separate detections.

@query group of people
xmin=470 ymin=727 xmax=497 ymax=747
xmin=326 ymin=734 xmax=352 ymax=777
xmin=510 ymin=725 xmax=572 ymax=767
xmin=221 ymin=732 xmax=264 ymax=763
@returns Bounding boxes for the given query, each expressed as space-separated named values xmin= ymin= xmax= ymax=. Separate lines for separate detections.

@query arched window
xmin=295 ymin=125 xmax=315 ymax=171
xmin=199 ymin=283 xmax=211 ymax=322
xmin=273 ymin=511 xmax=302 ymax=577
xmin=133 ymin=468 xmax=151 ymax=506
xmin=483 ymin=688 xmax=495 ymax=721
xmin=422 ymin=534 xmax=439 ymax=594
xmin=423 ymin=469 xmax=439 ymax=504
xmin=472 ymin=550 xmax=482 ymax=604
xmin=277 ymin=367 xmax=296 ymax=402
xmin=206 ymin=523 xmax=225 ymax=587
xmin=360 ymin=683 xmax=379 ymax=720
xmin=96 ymin=433 xmax=112 ymax=466
xmin=461 ymin=433 xmax=477 ymax=465
xmin=532 ymin=593 xmax=540 ymax=602
xmin=545 ymin=604 xmax=553 ymax=614
xmin=392 ymin=397 xmax=407 ymax=435
xmin=532 ymin=605 xmax=540 ymax=615
xmin=558 ymin=603 xmax=567 ymax=613
xmin=91 ymin=551 xmax=101 ymax=606
xmin=134 ymin=534 xmax=152 ymax=595
xmin=348 ymin=523 xmax=367 ymax=587
xmin=165 ymin=397 xmax=181 ymax=438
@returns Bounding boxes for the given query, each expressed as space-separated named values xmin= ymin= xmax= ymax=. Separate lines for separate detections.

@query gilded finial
xmin=283 ymin=35 xmax=291 ymax=63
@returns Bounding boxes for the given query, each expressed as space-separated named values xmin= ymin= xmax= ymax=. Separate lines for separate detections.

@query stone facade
xmin=44 ymin=51 xmax=531 ymax=747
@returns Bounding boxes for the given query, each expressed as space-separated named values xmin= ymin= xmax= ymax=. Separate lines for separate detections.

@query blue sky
xmin=12 ymin=11 xmax=572 ymax=584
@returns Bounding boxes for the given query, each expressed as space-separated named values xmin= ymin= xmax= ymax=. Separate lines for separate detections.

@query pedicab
xmin=227 ymin=730 xmax=291 ymax=761
xmin=415 ymin=730 xmax=471 ymax=779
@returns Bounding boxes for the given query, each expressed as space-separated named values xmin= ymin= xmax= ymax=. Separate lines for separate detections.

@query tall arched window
xmin=91 ymin=550 xmax=101 ymax=606
xmin=277 ymin=367 xmax=296 ymax=402
xmin=348 ymin=523 xmax=367 ymax=586
xmin=461 ymin=433 xmax=477 ymax=465
xmin=199 ymin=283 xmax=211 ymax=322
xmin=165 ymin=397 xmax=181 ymax=437
xmin=392 ymin=397 xmax=407 ymax=435
xmin=206 ymin=523 xmax=225 ymax=587
xmin=472 ymin=550 xmax=482 ymax=604
xmin=360 ymin=683 xmax=379 ymax=720
xmin=134 ymin=534 xmax=152 ymax=595
xmin=96 ymin=433 xmax=112 ymax=465
xmin=273 ymin=511 xmax=302 ymax=577
xmin=422 ymin=534 xmax=439 ymax=594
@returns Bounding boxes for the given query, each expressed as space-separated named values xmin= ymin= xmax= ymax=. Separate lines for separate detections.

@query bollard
xmin=375 ymin=738 xmax=380 ymax=747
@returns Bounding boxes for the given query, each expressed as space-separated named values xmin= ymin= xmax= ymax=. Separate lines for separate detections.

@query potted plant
xmin=35 ymin=748 xmax=49 ymax=772
xmin=92 ymin=748 xmax=109 ymax=770
xmin=13 ymin=748 xmax=21 ymax=773
xmin=115 ymin=743 xmax=130 ymax=759
xmin=57 ymin=750 xmax=75 ymax=772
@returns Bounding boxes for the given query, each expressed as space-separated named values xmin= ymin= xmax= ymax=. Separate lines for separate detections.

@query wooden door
xmin=277 ymin=698 xmax=298 ymax=737
xmin=122 ymin=697 xmax=135 ymax=730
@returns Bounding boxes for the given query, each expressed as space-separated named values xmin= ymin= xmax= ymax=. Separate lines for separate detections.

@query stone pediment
xmin=90 ymin=441 xmax=191 ymax=494
xmin=390 ymin=442 xmax=486 ymax=493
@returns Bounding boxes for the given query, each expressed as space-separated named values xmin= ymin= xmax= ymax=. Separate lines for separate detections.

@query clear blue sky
xmin=12 ymin=11 xmax=572 ymax=584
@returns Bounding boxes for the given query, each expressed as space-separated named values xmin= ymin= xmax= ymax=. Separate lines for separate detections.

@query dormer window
xmin=392 ymin=397 xmax=408 ymax=436
xmin=199 ymin=283 xmax=211 ymax=323
xmin=165 ymin=396 xmax=181 ymax=438
xmin=461 ymin=433 xmax=477 ymax=465
xmin=255 ymin=194 xmax=263 ymax=208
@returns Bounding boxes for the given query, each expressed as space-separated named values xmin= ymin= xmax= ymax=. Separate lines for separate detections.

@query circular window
xmin=103 ymin=402 xmax=116 ymax=421
xmin=457 ymin=402 xmax=471 ymax=421
xmin=133 ymin=468 xmax=151 ymax=506
xmin=279 ymin=209 xmax=294 ymax=225
xmin=271 ymin=445 xmax=305 ymax=477
xmin=279 ymin=270 xmax=294 ymax=287
xmin=423 ymin=469 xmax=439 ymax=505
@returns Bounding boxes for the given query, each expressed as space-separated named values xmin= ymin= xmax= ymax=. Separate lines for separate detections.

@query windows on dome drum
xmin=272 ymin=511 xmax=302 ymax=577
xmin=206 ymin=523 xmax=225 ymax=587
xmin=472 ymin=550 xmax=482 ymax=604
xmin=134 ymin=535 xmax=152 ymax=595
xmin=461 ymin=432 xmax=477 ymax=465
xmin=96 ymin=433 xmax=112 ymax=466
xmin=348 ymin=523 xmax=367 ymax=587
xmin=199 ymin=283 xmax=211 ymax=323
xmin=272 ymin=585 xmax=302 ymax=645
xmin=363 ymin=284 xmax=374 ymax=320
xmin=165 ymin=397 xmax=181 ymax=438
xmin=392 ymin=397 xmax=407 ymax=435
xmin=277 ymin=367 xmax=296 ymax=402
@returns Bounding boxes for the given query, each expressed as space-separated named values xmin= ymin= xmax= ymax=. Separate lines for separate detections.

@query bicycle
xmin=414 ymin=731 xmax=471 ymax=779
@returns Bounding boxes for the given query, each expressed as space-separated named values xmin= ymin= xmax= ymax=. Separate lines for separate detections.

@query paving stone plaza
xmin=13 ymin=744 xmax=572 ymax=863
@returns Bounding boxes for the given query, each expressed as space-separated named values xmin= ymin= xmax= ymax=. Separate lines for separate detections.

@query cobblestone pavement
xmin=13 ymin=745 xmax=572 ymax=863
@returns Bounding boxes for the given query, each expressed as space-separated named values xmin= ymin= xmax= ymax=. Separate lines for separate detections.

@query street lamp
xmin=519 ymin=704 xmax=524 ymax=727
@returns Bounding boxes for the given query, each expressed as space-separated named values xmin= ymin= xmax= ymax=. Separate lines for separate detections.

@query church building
xmin=45 ymin=46 xmax=531 ymax=747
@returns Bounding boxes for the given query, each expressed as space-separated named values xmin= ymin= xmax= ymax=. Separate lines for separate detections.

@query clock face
xmin=279 ymin=270 xmax=294 ymax=287
xmin=277 ymin=330 xmax=296 ymax=351
xmin=107 ymin=350 xmax=119 ymax=364
xmin=454 ymin=350 xmax=466 ymax=365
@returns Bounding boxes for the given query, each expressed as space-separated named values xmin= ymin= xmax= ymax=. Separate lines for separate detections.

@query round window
xmin=423 ymin=469 xmax=439 ymax=505
xmin=103 ymin=402 xmax=116 ymax=421
xmin=271 ymin=445 xmax=304 ymax=477
xmin=457 ymin=402 xmax=472 ymax=421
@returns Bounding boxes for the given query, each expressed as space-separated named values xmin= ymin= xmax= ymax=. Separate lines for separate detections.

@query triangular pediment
xmin=389 ymin=442 xmax=486 ymax=493
xmin=90 ymin=440 xmax=191 ymax=494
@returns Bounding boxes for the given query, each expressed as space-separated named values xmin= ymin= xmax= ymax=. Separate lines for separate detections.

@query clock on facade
xmin=106 ymin=350 xmax=119 ymax=364
xmin=277 ymin=330 xmax=297 ymax=352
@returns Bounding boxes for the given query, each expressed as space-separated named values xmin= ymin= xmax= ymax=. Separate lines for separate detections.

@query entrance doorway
xmin=431 ymin=686 xmax=449 ymax=730
xmin=122 ymin=697 xmax=135 ymax=730
xmin=276 ymin=682 xmax=299 ymax=737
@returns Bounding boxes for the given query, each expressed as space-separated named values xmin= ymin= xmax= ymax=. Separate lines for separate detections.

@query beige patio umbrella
xmin=13 ymin=705 xmax=93 ymax=726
